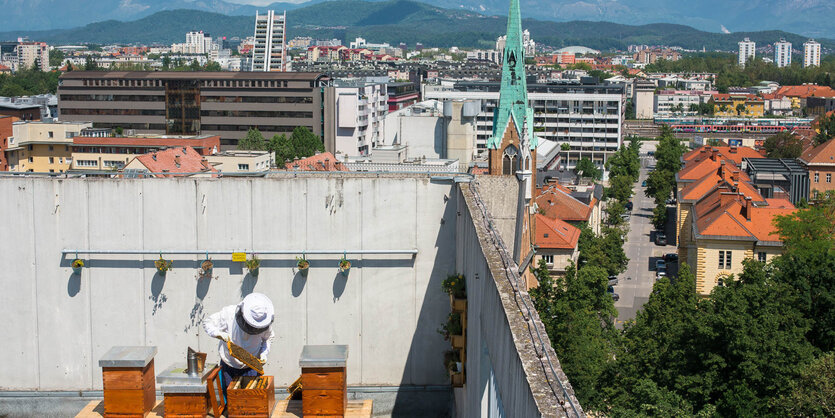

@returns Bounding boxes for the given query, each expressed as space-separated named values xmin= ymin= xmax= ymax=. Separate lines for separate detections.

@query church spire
xmin=487 ymin=0 xmax=537 ymax=151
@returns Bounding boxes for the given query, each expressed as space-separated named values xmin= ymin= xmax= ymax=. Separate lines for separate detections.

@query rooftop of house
xmin=679 ymin=161 xmax=762 ymax=204
xmin=693 ymin=187 xmax=795 ymax=242
xmin=799 ymin=138 xmax=835 ymax=165
xmin=682 ymin=145 xmax=763 ymax=166
xmin=534 ymin=213 xmax=580 ymax=250
xmin=130 ymin=146 xmax=217 ymax=178
xmin=775 ymin=85 xmax=835 ymax=98
xmin=284 ymin=152 xmax=348 ymax=172
xmin=534 ymin=184 xmax=595 ymax=222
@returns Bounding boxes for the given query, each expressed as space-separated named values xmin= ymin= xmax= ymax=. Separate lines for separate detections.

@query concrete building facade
xmin=738 ymin=38 xmax=756 ymax=67
xmin=632 ymin=79 xmax=655 ymax=120
xmin=16 ymin=41 xmax=49 ymax=71
xmin=252 ymin=10 xmax=287 ymax=71
xmin=6 ymin=120 xmax=92 ymax=172
xmin=323 ymin=79 xmax=388 ymax=156
xmin=57 ymin=71 xmax=329 ymax=147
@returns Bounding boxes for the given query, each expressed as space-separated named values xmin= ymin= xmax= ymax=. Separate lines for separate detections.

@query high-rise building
xmin=738 ymin=37 xmax=755 ymax=66
xmin=16 ymin=41 xmax=49 ymax=71
xmin=251 ymin=10 xmax=286 ymax=72
xmin=774 ymin=38 xmax=792 ymax=68
xmin=803 ymin=39 xmax=821 ymax=68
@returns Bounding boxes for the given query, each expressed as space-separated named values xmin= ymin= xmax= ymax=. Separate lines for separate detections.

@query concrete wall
xmin=0 ymin=174 xmax=456 ymax=391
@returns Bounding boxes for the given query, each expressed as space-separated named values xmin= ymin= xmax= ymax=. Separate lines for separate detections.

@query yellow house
xmin=6 ymin=121 xmax=92 ymax=173
xmin=710 ymin=93 xmax=765 ymax=117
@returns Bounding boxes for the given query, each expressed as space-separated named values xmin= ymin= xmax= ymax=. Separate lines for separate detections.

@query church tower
xmin=487 ymin=0 xmax=537 ymax=200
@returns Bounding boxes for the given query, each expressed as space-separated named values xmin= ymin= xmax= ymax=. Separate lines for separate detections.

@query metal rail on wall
xmin=62 ymin=249 xmax=418 ymax=255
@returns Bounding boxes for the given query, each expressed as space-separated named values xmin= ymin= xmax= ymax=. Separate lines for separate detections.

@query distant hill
xmin=1 ymin=0 xmax=832 ymax=52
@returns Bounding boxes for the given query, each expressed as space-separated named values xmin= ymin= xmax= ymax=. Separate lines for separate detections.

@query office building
xmin=803 ymin=39 xmax=821 ymax=68
xmin=57 ymin=71 xmax=329 ymax=147
xmin=322 ymin=79 xmax=388 ymax=156
xmin=738 ymin=38 xmax=755 ymax=66
xmin=251 ymin=10 xmax=287 ymax=71
xmin=774 ymin=38 xmax=792 ymax=68
xmin=799 ymin=138 xmax=835 ymax=199
xmin=425 ymin=79 xmax=624 ymax=170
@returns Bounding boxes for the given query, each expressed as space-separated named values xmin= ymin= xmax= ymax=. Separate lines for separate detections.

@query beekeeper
xmin=203 ymin=292 xmax=275 ymax=396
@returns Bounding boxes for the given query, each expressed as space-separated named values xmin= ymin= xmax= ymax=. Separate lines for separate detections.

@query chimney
xmin=744 ymin=196 xmax=753 ymax=221
xmin=718 ymin=160 xmax=725 ymax=177
xmin=720 ymin=192 xmax=738 ymax=207
xmin=729 ymin=146 xmax=737 ymax=153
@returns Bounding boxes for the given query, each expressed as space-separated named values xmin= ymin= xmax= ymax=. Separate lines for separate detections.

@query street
xmin=612 ymin=141 xmax=678 ymax=325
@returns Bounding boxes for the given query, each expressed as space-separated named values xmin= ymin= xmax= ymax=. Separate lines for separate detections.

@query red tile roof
xmin=469 ymin=166 xmax=489 ymax=175
xmin=284 ymin=152 xmax=348 ymax=171
xmin=693 ymin=187 xmax=795 ymax=242
xmin=535 ymin=185 xmax=594 ymax=222
xmin=74 ymin=135 xmax=220 ymax=155
xmin=682 ymin=145 xmax=763 ymax=166
xmin=535 ymin=214 xmax=580 ymax=250
xmin=799 ymin=138 xmax=835 ymax=165
xmin=130 ymin=146 xmax=217 ymax=178
xmin=775 ymin=85 xmax=835 ymax=98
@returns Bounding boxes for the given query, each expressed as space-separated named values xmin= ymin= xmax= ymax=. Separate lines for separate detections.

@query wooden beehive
xmin=301 ymin=367 xmax=347 ymax=416
xmin=227 ymin=375 xmax=276 ymax=418
xmin=99 ymin=346 xmax=157 ymax=418
xmin=163 ymin=392 xmax=208 ymax=418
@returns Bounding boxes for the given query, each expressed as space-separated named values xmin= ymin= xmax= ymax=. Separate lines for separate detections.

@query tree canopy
xmin=763 ymin=131 xmax=803 ymax=159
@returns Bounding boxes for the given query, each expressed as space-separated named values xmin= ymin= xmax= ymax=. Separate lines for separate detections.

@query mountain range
xmin=1 ymin=0 xmax=833 ymax=38
xmin=0 ymin=0 xmax=832 ymax=52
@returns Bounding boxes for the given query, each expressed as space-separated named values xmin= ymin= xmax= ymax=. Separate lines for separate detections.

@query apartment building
xmin=803 ymin=39 xmax=821 ymax=68
xmin=5 ymin=120 xmax=92 ymax=172
xmin=71 ymin=134 xmax=220 ymax=172
xmin=738 ymin=38 xmax=756 ymax=67
xmin=710 ymin=93 xmax=765 ymax=117
xmin=0 ymin=115 xmax=15 ymax=171
xmin=323 ymin=79 xmax=388 ymax=156
xmin=16 ymin=41 xmax=49 ymax=71
xmin=205 ymin=150 xmax=273 ymax=173
xmin=654 ymin=90 xmax=715 ymax=116
xmin=171 ymin=31 xmax=215 ymax=54
xmin=251 ymin=10 xmax=287 ymax=71
xmin=774 ymin=38 xmax=792 ymax=68
xmin=675 ymin=146 xmax=795 ymax=294
xmin=425 ymin=79 xmax=624 ymax=170
xmin=57 ymin=71 xmax=329 ymax=147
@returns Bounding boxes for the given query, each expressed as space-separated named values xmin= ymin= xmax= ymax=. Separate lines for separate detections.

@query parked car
xmin=611 ymin=293 xmax=620 ymax=302
xmin=608 ymin=275 xmax=619 ymax=286
xmin=620 ymin=213 xmax=631 ymax=221
xmin=625 ymin=201 xmax=634 ymax=211
xmin=664 ymin=253 xmax=679 ymax=262
xmin=655 ymin=259 xmax=667 ymax=271
xmin=642 ymin=180 xmax=647 ymax=187
xmin=666 ymin=197 xmax=677 ymax=205
xmin=655 ymin=232 xmax=667 ymax=246
xmin=656 ymin=270 xmax=667 ymax=280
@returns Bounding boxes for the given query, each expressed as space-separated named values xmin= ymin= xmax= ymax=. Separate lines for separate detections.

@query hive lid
xmin=299 ymin=345 xmax=349 ymax=368
xmin=99 ymin=346 xmax=157 ymax=368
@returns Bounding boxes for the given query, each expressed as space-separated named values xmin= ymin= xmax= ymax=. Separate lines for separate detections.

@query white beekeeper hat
xmin=240 ymin=293 xmax=274 ymax=328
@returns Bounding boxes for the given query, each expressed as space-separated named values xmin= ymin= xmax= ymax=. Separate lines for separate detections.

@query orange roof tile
xmin=683 ymin=145 xmax=763 ymax=166
xmin=799 ymin=138 xmax=835 ymax=165
xmin=284 ymin=152 xmax=348 ymax=171
xmin=132 ymin=146 xmax=217 ymax=178
xmin=535 ymin=185 xmax=593 ymax=222
xmin=692 ymin=187 xmax=795 ymax=242
xmin=775 ymin=85 xmax=835 ymax=99
xmin=535 ymin=214 xmax=580 ymax=250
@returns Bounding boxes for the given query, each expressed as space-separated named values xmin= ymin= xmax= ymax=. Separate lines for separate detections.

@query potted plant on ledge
xmin=442 ymin=274 xmax=467 ymax=312
xmin=297 ymin=256 xmax=309 ymax=277
xmin=200 ymin=258 xmax=214 ymax=279
xmin=245 ymin=254 xmax=261 ymax=277
xmin=438 ymin=312 xmax=464 ymax=349
xmin=154 ymin=255 xmax=173 ymax=276
xmin=339 ymin=257 xmax=351 ymax=277
xmin=72 ymin=259 xmax=84 ymax=274
xmin=444 ymin=350 xmax=464 ymax=387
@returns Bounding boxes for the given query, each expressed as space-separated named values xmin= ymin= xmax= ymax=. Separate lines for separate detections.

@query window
xmin=238 ymin=164 xmax=250 ymax=170
xmin=758 ymin=252 xmax=766 ymax=262
xmin=49 ymin=157 xmax=54 ymax=164
xmin=542 ymin=255 xmax=554 ymax=265
xmin=828 ymin=173 xmax=832 ymax=183
xmin=815 ymin=172 xmax=819 ymax=183
xmin=76 ymin=160 xmax=98 ymax=167
xmin=103 ymin=160 xmax=123 ymax=168
xmin=28 ymin=157 xmax=33 ymax=163
xmin=48 ymin=145 xmax=54 ymax=151
xmin=28 ymin=145 xmax=33 ymax=151
xmin=48 ymin=131 xmax=53 ymax=138
xmin=718 ymin=250 xmax=732 ymax=269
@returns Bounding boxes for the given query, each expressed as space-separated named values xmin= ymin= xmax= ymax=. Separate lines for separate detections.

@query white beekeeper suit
xmin=203 ymin=293 xmax=275 ymax=369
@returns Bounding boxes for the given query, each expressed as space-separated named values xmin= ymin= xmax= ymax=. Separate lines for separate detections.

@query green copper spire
xmin=487 ymin=0 xmax=537 ymax=150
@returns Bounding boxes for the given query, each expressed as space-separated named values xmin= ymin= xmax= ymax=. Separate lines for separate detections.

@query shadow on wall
xmin=391 ymin=190 xmax=457 ymax=417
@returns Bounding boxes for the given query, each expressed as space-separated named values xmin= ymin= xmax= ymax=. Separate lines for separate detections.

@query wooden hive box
xmin=299 ymin=345 xmax=348 ymax=417
xmin=98 ymin=346 xmax=157 ymax=418
xmin=157 ymin=362 xmax=220 ymax=418
xmin=227 ymin=376 xmax=276 ymax=418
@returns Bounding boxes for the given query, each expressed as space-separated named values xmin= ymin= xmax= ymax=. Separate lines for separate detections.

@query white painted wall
xmin=0 ymin=175 xmax=456 ymax=390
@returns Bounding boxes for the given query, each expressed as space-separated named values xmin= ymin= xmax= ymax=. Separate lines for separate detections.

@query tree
xmin=189 ymin=59 xmax=201 ymax=71
xmin=776 ymin=351 xmax=835 ymax=417
xmin=269 ymin=134 xmax=293 ymax=164
xmin=575 ymin=157 xmax=601 ymax=181
xmin=205 ymin=61 xmax=222 ymax=71
xmin=560 ymin=143 xmax=571 ymax=151
xmin=814 ymin=113 xmax=835 ymax=146
xmin=651 ymin=203 xmax=668 ymax=230
xmin=735 ymin=103 xmax=747 ymax=116
xmin=84 ymin=56 xmax=98 ymax=71
xmin=238 ymin=128 xmax=267 ymax=151
xmin=162 ymin=55 xmax=171 ymax=70
xmin=577 ymin=225 xmax=628 ymax=276
xmin=289 ymin=126 xmax=324 ymax=159
xmin=48 ymin=49 xmax=65 ymax=67
xmin=763 ymin=132 xmax=803 ymax=159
